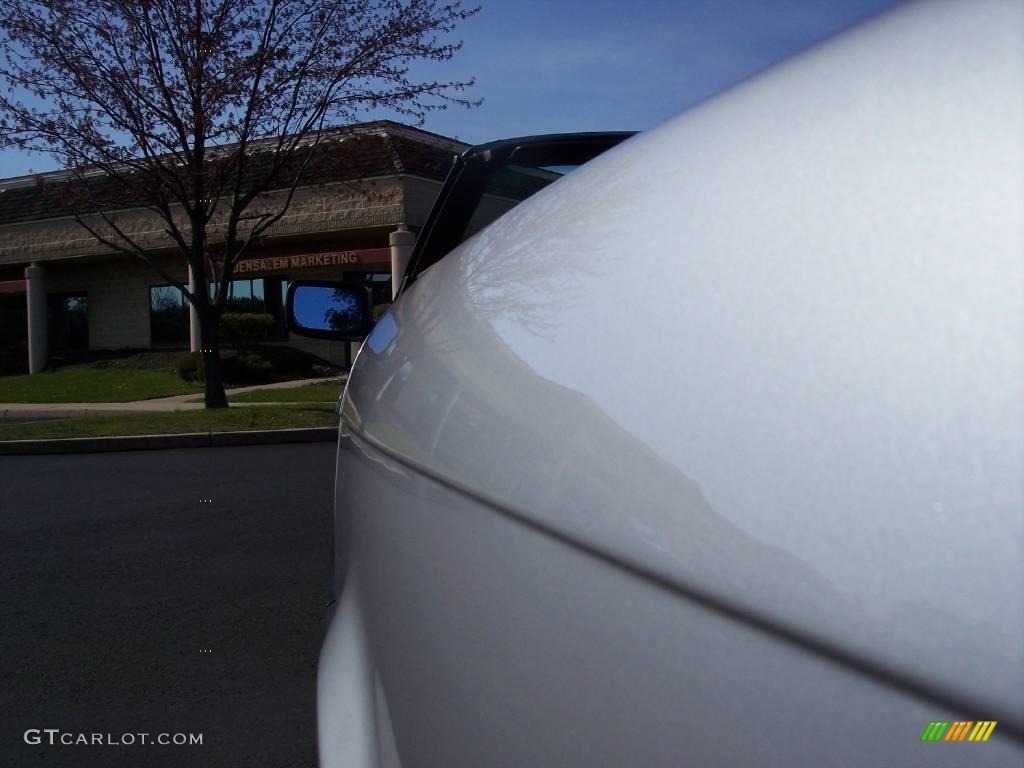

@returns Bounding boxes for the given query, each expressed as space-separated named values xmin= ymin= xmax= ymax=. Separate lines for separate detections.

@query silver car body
xmin=318 ymin=1 xmax=1024 ymax=765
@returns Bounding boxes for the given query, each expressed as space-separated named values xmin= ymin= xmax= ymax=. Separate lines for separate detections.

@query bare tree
xmin=0 ymin=0 xmax=479 ymax=406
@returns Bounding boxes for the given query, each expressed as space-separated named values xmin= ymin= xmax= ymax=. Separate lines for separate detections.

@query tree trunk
xmin=200 ymin=309 xmax=229 ymax=409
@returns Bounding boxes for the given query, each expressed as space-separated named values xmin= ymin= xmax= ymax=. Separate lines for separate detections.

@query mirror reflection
xmin=291 ymin=285 xmax=366 ymax=336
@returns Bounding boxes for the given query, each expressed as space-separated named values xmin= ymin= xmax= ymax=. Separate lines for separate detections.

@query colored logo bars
xmin=920 ymin=721 xmax=997 ymax=742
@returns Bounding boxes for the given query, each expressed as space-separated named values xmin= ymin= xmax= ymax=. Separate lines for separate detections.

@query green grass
xmin=0 ymin=405 xmax=337 ymax=441
xmin=228 ymin=381 xmax=345 ymax=403
xmin=0 ymin=368 xmax=201 ymax=403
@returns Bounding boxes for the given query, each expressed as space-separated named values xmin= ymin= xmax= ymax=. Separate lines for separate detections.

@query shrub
xmin=220 ymin=313 xmax=274 ymax=347
xmin=176 ymin=351 xmax=205 ymax=382
xmin=221 ymin=351 xmax=273 ymax=383
xmin=259 ymin=345 xmax=319 ymax=378
xmin=175 ymin=344 xmax=339 ymax=385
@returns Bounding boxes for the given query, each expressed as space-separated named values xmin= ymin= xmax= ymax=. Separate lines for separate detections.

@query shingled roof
xmin=0 ymin=121 xmax=466 ymax=227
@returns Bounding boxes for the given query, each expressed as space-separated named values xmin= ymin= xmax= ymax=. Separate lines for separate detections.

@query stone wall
xmin=46 ymin=255 xmax=187 ymax=350
xmin=0 ymin=178 xmax=406 ymax=266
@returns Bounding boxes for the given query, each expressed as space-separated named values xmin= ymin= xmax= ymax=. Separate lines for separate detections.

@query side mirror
xmin=286 ymin=281 xmax=372 ymax=340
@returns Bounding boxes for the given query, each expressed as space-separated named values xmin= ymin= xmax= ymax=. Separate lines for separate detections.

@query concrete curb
xmin=1 ymin=407 xmax=164 ymax=419
xmin=0 ymin=426 xmax=338 ymax=455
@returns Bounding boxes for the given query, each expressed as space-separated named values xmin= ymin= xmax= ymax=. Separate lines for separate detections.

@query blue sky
xmin=416 ymin=0 xmax=899 ymax=144
xmin=0 ymin=0 xmax=899 ymax=178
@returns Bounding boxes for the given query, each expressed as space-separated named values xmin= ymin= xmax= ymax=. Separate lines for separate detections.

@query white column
xmin=389 ymin=225 xmax=416 ymax=300
xmin=188 ymin=263 xmax=201 ymax=352
xmin=25 ymin=262 xmax=47 ymax=373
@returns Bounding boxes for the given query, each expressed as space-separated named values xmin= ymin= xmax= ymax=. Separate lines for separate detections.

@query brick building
xmin=0 ymin=121 xmax=466 ymax=372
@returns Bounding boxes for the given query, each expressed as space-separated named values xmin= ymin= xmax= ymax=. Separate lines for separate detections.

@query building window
xmin=1 ymin=296 xmax=27 ymax=345
xmin=223 ymin=278 xmax=286 ymax=338
xmin=151 ymin=278 xmax=289 ymax=347
xmin=48 ymin=293 xmax=88 ymax=351
xmin=224 ymin=278 xmax=259 ymax=313
xmin=365 ymin=273 xmax=393 ymax=321
xmin=150 ymin=285 xmax=188 ymax=345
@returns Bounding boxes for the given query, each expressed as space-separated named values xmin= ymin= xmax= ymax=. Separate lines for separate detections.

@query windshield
xmin=462 ymin=163 xmax=578 ymax=241
xmin=402 ymin=132 xmax=634 ymax=288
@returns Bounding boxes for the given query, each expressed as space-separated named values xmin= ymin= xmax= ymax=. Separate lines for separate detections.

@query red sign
xmin=0 ymin=279 xmax=26 ymax=295
xmin=231 ymin=248 xmax=390 ymax=275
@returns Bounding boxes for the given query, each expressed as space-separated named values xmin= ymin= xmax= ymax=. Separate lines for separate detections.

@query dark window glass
xmin=219 ymin=278 xmax=286 ymax=339
xmin=151 ymin=279 xmax=287 ymax=345
xmin=0 ymin=294 xmax=27 ymax=374
xmin=463 ymin=164 xmax=570 ymax=241
xmin=262 ymin=277 xmax=286 ymax=339
xmin=48 ymin=293 xmax=88 ymax=350
xmin=365 ymin=273 xmax=393 ymax=321
xmin=224 ymin=278 xmax=267 ymax=314
xmin=406 ymin=134 xmax=631 ymax=284
xmin=150 ymin=285 xmax=188 ymax=345
xmin=0 ymin=295 xmax=27 ymax=346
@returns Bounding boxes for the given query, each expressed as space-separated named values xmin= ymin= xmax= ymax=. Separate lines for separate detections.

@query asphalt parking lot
xmin=0 ymin=443 xmax=336 ymax=768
